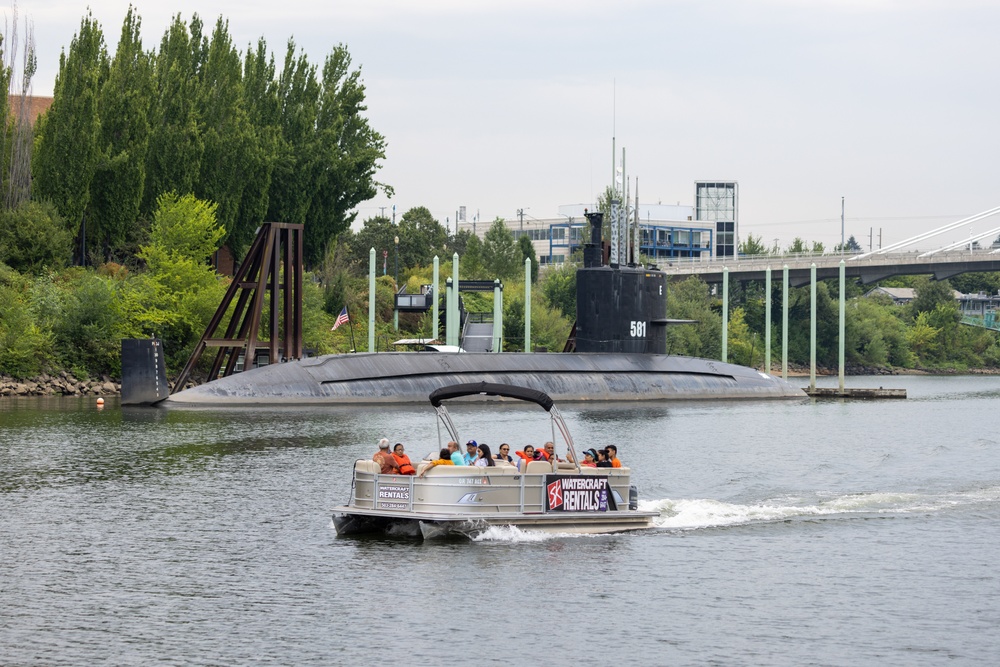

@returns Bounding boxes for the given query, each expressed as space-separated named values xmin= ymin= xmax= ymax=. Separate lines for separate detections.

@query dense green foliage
xmin=32 ymin=10 xmax=388 ymax=267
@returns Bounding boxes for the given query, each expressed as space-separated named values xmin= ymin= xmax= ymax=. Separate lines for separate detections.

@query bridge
xmin=658 ymin=205 xmax=1000 ymax=286
xmin=658 ymin=250 xmax=1000 ymax=286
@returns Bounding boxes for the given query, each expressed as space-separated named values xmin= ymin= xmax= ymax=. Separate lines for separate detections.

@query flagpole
xmin=346 ymin=304 xmax=357 ymax=353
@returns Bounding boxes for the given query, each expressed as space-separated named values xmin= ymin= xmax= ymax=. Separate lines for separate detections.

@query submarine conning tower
xmin=575 ymin=210 xmax=668 ymax=354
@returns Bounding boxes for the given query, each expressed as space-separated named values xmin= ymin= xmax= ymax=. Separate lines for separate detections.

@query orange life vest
xmin=393 ymin=453 xmax=416 ymax=475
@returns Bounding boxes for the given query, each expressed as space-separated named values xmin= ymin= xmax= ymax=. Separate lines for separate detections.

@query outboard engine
xmin=629 ymin=484 xmax=639 ymax=511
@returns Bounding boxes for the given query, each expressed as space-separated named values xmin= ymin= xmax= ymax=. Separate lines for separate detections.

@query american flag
xmin=331 ymin=306 xmax=349 ymax=331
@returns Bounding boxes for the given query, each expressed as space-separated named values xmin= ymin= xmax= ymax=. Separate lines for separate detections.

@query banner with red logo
xmin=545 ymin=476 xmax=617 ymax=512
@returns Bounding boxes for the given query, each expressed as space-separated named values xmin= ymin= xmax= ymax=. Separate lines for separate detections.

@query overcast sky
xmin=22 ymin=0 xmax=1000 ymax=250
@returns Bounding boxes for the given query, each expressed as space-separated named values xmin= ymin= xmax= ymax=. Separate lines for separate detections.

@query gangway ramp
xmin=462 ymin=322 xmax=494 ymax=352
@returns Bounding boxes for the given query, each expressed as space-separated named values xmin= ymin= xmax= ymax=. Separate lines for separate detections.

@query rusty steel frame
xmin=171 ymin=222 xmax=304 ymax=393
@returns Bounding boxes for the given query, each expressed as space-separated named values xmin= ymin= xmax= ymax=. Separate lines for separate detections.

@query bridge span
xmin=658 ymin=250 xmax=1000 ymax=287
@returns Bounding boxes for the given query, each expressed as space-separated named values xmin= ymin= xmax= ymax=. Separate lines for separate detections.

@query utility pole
xmin=518 ymin=208 xmax=524 ymax=232
xmin=379 ymin=206 xmax=386 ymax=219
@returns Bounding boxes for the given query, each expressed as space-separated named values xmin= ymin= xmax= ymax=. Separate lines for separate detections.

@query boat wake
xmin=471 ymin=525 xmax=580 ymax=543
xmin=641 ymin=485 xmax=1000 ymax=530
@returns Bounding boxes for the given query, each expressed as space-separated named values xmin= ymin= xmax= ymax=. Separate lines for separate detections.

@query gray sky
xmin=23 ymin=0 xmax=1000 ymax=250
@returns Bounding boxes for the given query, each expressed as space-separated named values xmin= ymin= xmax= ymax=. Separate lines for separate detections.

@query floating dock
xmin=805 ymin=387 xmax=906 ymax=399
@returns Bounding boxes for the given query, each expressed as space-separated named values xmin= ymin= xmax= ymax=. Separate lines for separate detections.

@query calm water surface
xmin=2 ymin=375 xmax=999 ymax=666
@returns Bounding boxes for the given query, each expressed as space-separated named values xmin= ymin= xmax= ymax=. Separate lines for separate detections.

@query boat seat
xmin=355 ymin=459 xmax=380 ymax=474
xmin=523 ymin=461 xmax=552 ymax=474
xmin=579 ymin=466 xmax=630 ymax=475
xmin=555 ymin=461 xmax=578 ymax=472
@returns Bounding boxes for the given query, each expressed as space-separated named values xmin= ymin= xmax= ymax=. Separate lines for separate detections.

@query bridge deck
xmin=658 ymin=250 xmax=1000 ymax=286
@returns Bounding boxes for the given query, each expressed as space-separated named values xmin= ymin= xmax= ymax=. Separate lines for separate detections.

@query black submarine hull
xmin=165 ymin=352 xmax=804 ymax=405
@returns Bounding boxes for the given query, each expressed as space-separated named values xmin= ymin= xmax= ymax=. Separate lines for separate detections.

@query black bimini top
xmin=429 ymin=381 xmax=555 ymax=411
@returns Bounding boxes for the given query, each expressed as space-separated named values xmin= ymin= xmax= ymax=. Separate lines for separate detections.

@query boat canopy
xmin=429 ymin=381 xmax=555 ymax=411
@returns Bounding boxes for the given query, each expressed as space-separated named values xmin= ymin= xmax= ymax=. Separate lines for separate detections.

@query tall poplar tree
xmin=305 ymin=45 xmax=388 ymax=265
xmin=266 ymin=40 xmax=320 ymax=232
xmin=143 ymin=14 xmax=203 ymax=218
xmin=233 ymin=38 xmax=280 ymax=259
xmin=33 ymin=12 xmax=107 ymax=249
xmin=88 ymin=7 xmax=152 ymax=261
xmin=193 ymin=17 xmax=256 ymax=256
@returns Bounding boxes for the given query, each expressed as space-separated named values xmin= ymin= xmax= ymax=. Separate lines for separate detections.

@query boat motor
xmin=629 ymin=485 xmax=639 ymax=511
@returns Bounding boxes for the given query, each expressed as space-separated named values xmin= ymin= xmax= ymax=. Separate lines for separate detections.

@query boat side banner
xmin=545 ymin=475 xmax=617 ymax=512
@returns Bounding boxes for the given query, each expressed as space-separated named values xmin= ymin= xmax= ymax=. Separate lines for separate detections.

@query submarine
xmin=163 ymin=211 xmax=803 ymax=405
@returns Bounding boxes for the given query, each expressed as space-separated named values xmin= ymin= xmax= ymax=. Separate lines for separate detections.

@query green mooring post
xmin=782 ymin=265 xmax=789 ymax=380
xmin=368 ymin=247 xmax=376 ymax=353
xmin=839 ymin=259 xmax=846 ymax=393
xmin=524 ymin=258 xmax=532 ymax=353
xmin=432 ymin=256 xmax=440 ymax=342
xmin=765 ymin=266 xmax=772 ymax=373
xmin=492 ymin=279 xmax=503 ymax=353
xmin=722 ymin=266 xmax=729 ymax=363
xmin=810 ymin=263 xmax=817 ymax=391
xmin=445 ymin=278 xmax=455 ymax=347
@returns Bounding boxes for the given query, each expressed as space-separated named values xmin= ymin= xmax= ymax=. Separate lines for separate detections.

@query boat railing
xmin=349 ymin=461 xmax=631 ymax=515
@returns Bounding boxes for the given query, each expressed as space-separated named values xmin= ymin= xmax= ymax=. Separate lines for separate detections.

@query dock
xmin=805 ymin=387 xmax=906 ymax=399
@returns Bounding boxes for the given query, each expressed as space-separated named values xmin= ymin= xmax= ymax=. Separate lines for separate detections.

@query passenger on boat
xmin=580 ymin=449 xmax=598 ymax=468
xmin=515 ymin=445 xmax=541 ymax=469
xmin=373 ymin=438 xmax=399 ymax=474
xmin=542 ymin=441 xmax=563 ymax=463
xmin=474 ymin=443 xmax=496 ymax=467
xmin=392 ymin=443 xmax=416 ymax=475
xmin=607 ymin=444 xmax=622 ymax=468
xmin=596 ymin=449 xmax=613 ymax=468
xmin=447 ymin=441 xmax=465 ymax=466
xmin=495 ymin=443 xmax=514 ymax=463
xmin=463 ymin=440 xmax=479 ymax=465
xmin=419 ymin=448 xmax=456 ymax=476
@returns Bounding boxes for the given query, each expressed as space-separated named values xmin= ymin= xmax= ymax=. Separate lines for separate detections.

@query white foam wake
xmin=640 ymin=485 xmax=1000 ymax=530
xmin=471 ymin=524 xmax=576 ymax=542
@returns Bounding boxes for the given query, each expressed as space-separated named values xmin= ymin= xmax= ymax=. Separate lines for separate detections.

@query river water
xmin=2 ymin=375 xmax=999 ymax=666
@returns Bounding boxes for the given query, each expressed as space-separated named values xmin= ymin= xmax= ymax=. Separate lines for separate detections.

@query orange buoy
xmin=96 ymin=397 xmax=105 ymax=406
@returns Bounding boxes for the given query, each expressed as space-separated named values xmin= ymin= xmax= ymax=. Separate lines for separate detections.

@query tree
xmin=448 ymin=228 xmax=474 ymax=257
xmin=3 ymin=4 xmax=36 ymax=210
xmin=482 ymin=218 xmax=520 ymax=280
xmin=0 ymin=201 xmax=72 ymax=274
xmin=398 ymin=206 xmax=447 ymax=268
xmin=787 ymin=238 xmax=808 ymax=254
xmin=88 ymin=7 xmax=151 ymax=262
xmin=348 ymin=215 xmax=395 ymax=274
xmin=266 ymin=41 xmax=319 ymax=238
xmin=33 ymin=11 xmax=107 ymax=251
xmin=738 ymin=232 xmax=768 ymax=256
xmin=461 ymin=235 xmax=483 ymax=279
xmin=135 ymin=192 xmax=227 ymax=362
xmin=194 ymin=17 xmax=257 ymax=257
xmin=911 ymin=277 xmax=956 ymax=317
xmin=304 ymin=44 xmax=390 ymax=265
xmin=518 ymin=234 xmax=538 ymax=283
xmin=540 ymin=261 xmax=576 ymax=319
xmin=143 ymin=14 xmax=204 ymax=218
xmin=834 ymin=235 xmax=863 ymax=253
xmin=235 ymin=38 xmax=281 ymax=260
